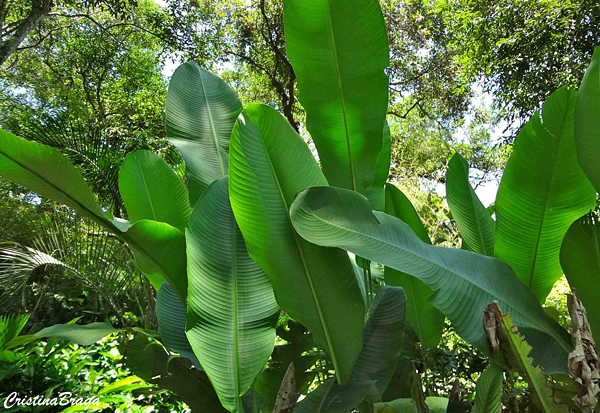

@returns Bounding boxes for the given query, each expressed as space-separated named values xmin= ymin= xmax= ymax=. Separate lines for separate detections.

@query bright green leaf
xmin=575 ymin=46 xmax=600 ymax=192
xmin=119 ymin=150 xmax=191 ymax=232
xmin=186 ymin=177 xmax=279 ymax=412
xmin=495 ymin=88 xmax=596 ymax=301
xmin=125 ymin=220 xmax=187 ymax=303
xmin=446 ymin=152 xmax=495 ymax=256
xmin=365 ymin=123 xmax=392 ymax=211
xmin=229 ymin=103 xmax=365 ymax=384
xmin=290 ymin=186 xmax=572 ymax=373
xmin=284 ymin=0 xmax=389 ymax=193
xmin=0 ymin=128 xmax=118 ymax=232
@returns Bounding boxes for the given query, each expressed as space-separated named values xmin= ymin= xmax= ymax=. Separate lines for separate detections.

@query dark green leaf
xmin=121 ymin=332 xmax=226 ymax=412
xmin=384 ymin=183 xmax=444 ymax=348
xmin=290 ymin=186 xmax=572 ymax=373
xmin=156 ymin=282 xmax=199 ymax=367
xmin=296 ymin=286 xmax=407 ymax=411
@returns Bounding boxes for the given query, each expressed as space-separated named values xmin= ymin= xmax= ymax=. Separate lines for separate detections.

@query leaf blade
xmin=495 ymin=88 xmax=596 ymax=301
xmin=284 ymin=0 xmax=389 ymax=193
xmin=383 ymin=184 xmax=444 ymax=348
xmin=185 ymin=177 xmax=278 ymax=412
xmin=446 ymin=152 xmax=495 ymax=256
xmin=229 ymin=103 xmax=365 ymax=384
xmin=290 ymin=186 xmax=572 ymax=373
xmin=166 ymin=63 xmax=242 ymax=205
xmin=119 ymin=150 xmax=191 ymax=232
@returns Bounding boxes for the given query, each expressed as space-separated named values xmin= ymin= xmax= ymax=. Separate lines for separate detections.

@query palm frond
xmin=0 ymin=313 xmax=31 ymax=350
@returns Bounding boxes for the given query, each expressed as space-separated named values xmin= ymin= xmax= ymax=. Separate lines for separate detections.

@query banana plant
xmin=1 ymin=0 xmax=600 ymax=412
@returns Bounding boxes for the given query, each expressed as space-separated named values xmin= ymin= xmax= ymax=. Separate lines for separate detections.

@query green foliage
xmin=285 ymin=0 xmax=389 ymax=195
xmin=1 ymin=333 xmax=188 ymax=412
xmin=3 ymin=0 xmax=600 ymax=411
xmin=229 ymin=103 xmax=365 ymax=385
xmin=166 ymin=62 xmax=243 ymax=205
xmin=295 ymin=287 xmax=406 ymax=412
xmin=383 ymin=184 xmax=445 ymax=348
xmin=448 ymin=0 xmax=600 ymax=127
xmin=485 ymin=303 xmax=569 ymax=412
xmin=290 ymin=185 xmax=572 ymax=371
xmin=560 ymin=213 xmax=600 ymax=342
xmin=575 ymin=46 xmax=600 ymax=192
xmin=185 ymin=177 xmax=279 ymax=411
xmin=119 ymin=150 xmax=192 ymax=233
xmin=472 ymin=363 xmax=503 ymax=413
xmin=446 ymin=152 xmax=495 ymax=256
xmin=495 ymin=88 xmax=596 ymax=302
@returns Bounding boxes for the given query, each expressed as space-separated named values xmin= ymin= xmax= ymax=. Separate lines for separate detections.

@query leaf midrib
xmin=135 ymin=158 xmax=158 ymax=221
xmin=197 ymin=66 xmax=226 ymax=177
xmin=324 ymin=0 xmax=356 ymax=192
xmin=231 ymin=217 xmax=241 ymax=410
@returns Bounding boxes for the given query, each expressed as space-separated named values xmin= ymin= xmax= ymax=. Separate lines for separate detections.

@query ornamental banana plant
xmin=1 ymin=0 xmax=599 ymax=412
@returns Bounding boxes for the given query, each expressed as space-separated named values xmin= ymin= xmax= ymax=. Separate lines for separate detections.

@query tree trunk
xmin=0 ymin=0 xmax=52 ymax=65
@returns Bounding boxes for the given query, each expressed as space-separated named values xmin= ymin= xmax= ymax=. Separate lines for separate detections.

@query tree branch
xmin=0 ymin=0 xmax=53 ymax=65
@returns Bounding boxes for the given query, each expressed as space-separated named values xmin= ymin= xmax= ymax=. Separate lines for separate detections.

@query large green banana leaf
xmin=284 ymin=0 xmax=389 ymax=194
xmin=364 ymin=123 xmax=392 ymax=211
xmin=186 ymin=177 xmax=279 ymax=412
xmin=383 ymin=184 xmax=444 ymax=348
xmin=472 ymin=363 xmax=503 ymax=413
xmin=156 ymin=282 xmax=200 ymax=367
xmin=34 ymin=322 xmax=117 ymax=345
xmin=228 ymin=103 xmax=365 ymax=384
xmin=575 ymin=46 xmax=600 ymax=192
xmin=166 ymin=62 xmax=242 ymax=206
xmin=119 ymin=150 xmax=191 ymax=232
xmin=446 ymin=152 xmax=495 ymax=256
xmin=495 ymin=88 xmax=596 ymax=301
xmin=295 ymin=286 xmax=407 ymax=412
xmin=560 ymin=214 xmax=600 ymax=342
xmin=290 ymin=186 xmax=572 ymax=373
xmin=0 ymin=130 xmax=189 ymax=302
xmin=124 ymin=220 xmax=187 ymax=303
xmin=0 ymin=128 xmax=119 ymax=232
